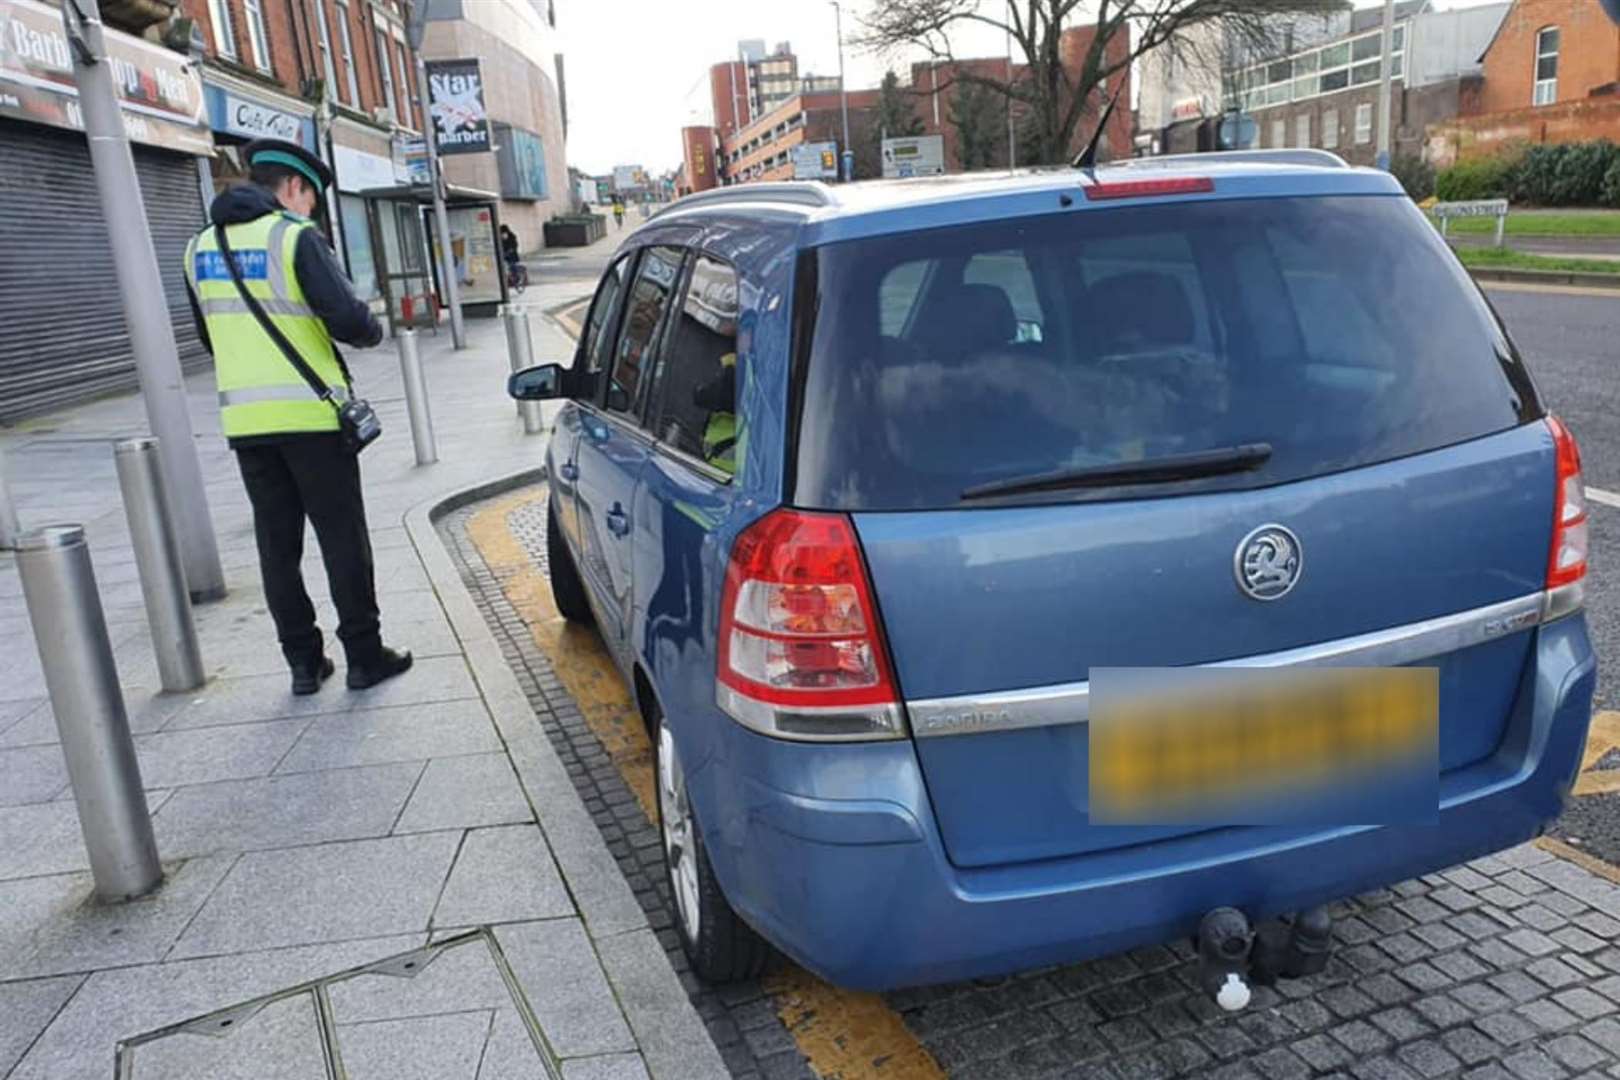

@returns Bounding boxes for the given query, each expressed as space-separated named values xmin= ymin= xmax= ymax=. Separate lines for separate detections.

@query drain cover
xmin=116 ymin=930 xmax=561 ymax=1080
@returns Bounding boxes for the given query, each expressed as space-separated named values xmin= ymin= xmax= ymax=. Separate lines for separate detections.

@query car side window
xmin=648 ymin=253 xmax=741 ymax=477
xmin=607 ymin=246 xmax=685 ymax=419
xmin=582 ymin=255 xmax=633 ymax=375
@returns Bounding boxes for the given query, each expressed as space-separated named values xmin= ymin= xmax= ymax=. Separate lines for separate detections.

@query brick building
xmin=1429 ymin=0 xmax=1620 ymax=167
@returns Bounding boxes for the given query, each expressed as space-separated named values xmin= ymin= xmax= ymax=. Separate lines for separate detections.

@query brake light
xmin=1082 ymin=176 xmax=1215 ymax=201
xmin=717 ymin=510 xmax=905 ymax=741
xmin=1544 ymin=415 xmax=1587 ymax=619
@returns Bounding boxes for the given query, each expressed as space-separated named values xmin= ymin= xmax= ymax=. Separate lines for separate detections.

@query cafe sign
xmin=0 ymin=0 xmax=210 ymax=154
xmin=223 ymin=93 xmax=302 ymax=143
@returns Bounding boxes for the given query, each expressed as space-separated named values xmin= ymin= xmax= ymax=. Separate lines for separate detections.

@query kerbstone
xmin=597 ymin=927 xmax=728 ymax=1080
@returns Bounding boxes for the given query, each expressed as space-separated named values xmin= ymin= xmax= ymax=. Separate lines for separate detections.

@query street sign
xmin=792 ymin=141 xmax=839 ymax=180
xmin=1431 ymin=199 xmax=1509 ymax=218
xmin=881 ymin=134 xmax=944 ymax=179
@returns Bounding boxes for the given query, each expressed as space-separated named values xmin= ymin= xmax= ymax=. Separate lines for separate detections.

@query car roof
xmin=649 ymin=151 xmax=1406 ymax=252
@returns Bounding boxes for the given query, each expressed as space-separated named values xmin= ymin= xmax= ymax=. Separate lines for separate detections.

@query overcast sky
xmin=558 ymin=0 xmax=1504 ymax=178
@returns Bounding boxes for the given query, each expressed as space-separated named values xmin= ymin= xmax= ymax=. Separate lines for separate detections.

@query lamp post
xmin=1375 ymin=0 xmax=1395 ymax=171
xmin=830 ymin=1 xmax=853 ymax=182
xmin=407 ymin=1 xmax=466 ymax=349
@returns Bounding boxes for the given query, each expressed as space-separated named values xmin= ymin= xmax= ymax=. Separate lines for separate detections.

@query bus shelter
xmin=357 ymin=184 xmax=508 ymax=335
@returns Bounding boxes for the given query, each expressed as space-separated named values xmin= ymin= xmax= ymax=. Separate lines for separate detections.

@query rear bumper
xmin=694 ymin=615 xmax=1596 ymax=991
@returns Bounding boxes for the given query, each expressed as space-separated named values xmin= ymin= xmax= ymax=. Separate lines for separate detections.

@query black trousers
xmin=235 ymin=434 xmax=381 ymax=668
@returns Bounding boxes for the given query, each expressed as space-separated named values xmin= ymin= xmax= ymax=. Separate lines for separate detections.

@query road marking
xmin=1480 ymin=280 xmax=1620 ymax=299
xmin=464 ymin=490 xmax=945 ymax=1080
xmin=1535 ymin=836 xmax=1620 ymax=884
xmin=1586 ymin=486 xmax=1620 ymax=510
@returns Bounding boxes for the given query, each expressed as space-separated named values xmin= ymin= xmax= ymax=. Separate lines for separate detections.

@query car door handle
xmin=558 ymin=462 xmax=579 ymax=482
xmin=606 ymin=505 xmax=631 ymax=538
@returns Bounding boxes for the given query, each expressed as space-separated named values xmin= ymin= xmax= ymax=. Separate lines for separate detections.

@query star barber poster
xmin=426 ymin=58 xmax=489 ymax=155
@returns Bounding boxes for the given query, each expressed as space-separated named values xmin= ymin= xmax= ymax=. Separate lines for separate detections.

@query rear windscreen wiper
xmin=961 ymin=443 xmax=1273 ymax=501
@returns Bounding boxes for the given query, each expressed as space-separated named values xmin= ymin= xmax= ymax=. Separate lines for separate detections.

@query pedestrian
xmin=182 ymin=138 xmax=412 ymax=695
xmin=613 ymin=200 xmax=625 ymax=229
xmin=500 ymin=224 xmax=520 ymax=268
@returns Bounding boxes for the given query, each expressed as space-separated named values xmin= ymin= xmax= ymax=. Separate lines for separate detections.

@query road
xmin=1486 ymin=283 xmax=1620 ymax=864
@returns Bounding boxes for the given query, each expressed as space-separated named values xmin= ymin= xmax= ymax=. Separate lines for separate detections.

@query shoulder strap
xmin=214 ymin=223 xmax=338 ymax=404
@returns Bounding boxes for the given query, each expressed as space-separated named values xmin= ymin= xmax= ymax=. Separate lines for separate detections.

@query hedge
xmin=1436 ymin=140 xmax=1620 ymax=207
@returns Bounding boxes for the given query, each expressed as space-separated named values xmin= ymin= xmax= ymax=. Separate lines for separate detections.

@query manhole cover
xmin=116 ymin=930 xmax=561 ymax=1079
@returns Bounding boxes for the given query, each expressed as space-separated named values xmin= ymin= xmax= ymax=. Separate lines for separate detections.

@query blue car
xmin=509 ymin=151 xmax=1596 ymax=994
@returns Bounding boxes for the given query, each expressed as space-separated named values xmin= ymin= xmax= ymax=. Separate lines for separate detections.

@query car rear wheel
xmin=654 ymin=707 xmax=770 ymax=983
xmin=546 ymin=502 xmax=593 ymax=624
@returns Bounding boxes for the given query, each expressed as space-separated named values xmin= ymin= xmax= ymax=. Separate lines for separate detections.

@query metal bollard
xmin=509 ymin=308 xmax=545 ymax=435
xmin=396 ymin=329 xmax=438 ymax=466
xmin=502 ymin=305 xmax=524 ymax=419
xmin=115 ymin=438 xmax=205 ymax=692
xmin=1494 ymin=211 xmax=1506 ymax=250
xmin=17 ymin=525 xmax=162 ymax=900
xmin=0 ymin=447 xmax=20 ymax=550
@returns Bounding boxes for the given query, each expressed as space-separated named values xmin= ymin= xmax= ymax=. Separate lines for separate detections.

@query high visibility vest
xmin=184 ymin=212 xmax=347 ymax=439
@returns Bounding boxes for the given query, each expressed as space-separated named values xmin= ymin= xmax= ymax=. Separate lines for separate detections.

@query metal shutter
xmin=0 ymin=119 xmax=210 ymax=423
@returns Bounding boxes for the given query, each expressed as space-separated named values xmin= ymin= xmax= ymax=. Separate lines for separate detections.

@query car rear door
xmin=791 ymin=193 xmax=1551 ymax=869
xmin=573 ymin=244 xmax=688 ymax=655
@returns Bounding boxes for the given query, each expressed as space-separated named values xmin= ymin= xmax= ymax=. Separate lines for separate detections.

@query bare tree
xmin=857 ymin=0 xmax=1346 ymax=166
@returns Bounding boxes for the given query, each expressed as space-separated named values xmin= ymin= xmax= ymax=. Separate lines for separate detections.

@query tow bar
xmin=1197 ymin=905 xmax=1333 ymax=1012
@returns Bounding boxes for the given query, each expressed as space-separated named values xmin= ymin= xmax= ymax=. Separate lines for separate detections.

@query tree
xmin=858 ymin=0 xmax=1345 ymax=167
xmin=951 ymin=79 xmax=1006 ymax=170
xmin=870 ymin=69 xmax=925 ymax=157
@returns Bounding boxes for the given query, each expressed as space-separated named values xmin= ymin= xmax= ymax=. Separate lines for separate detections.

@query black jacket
xmin=187 ymin=184 xmax=383 ymax=354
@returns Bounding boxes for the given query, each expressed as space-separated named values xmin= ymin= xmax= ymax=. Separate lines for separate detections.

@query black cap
xmin=243 ymin=138 xmax=334 ymax=192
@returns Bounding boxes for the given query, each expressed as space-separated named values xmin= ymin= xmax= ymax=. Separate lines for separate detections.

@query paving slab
xmin=132 ymin=717 xmax=309 ymax=788
xmin=123 ymin=993 xmax=329 ymax=1080
xmin=496 ymin=919 xmax=637 ymax=1060
xmin=171 ymin=832 xmax=460 ymax=959
xmin=151 ymin=760 xmax=422 ymax=857
xmin=0 ymin=685 xmax=191 ymax=746
xmin=393 ymin=752 xmax=533 ymax=833
xmin=0 ymin=743 xmax=68 ymax=806
xmin=10 ymin=934 xmax=422 ymax=1080
xmin=0 ymin=799 xmax=95 ymax=879
xmin=274 ymin=699 xmax=502 ymax=775
xmin=4 ymin=855 xmax=233 ymax=979
xmin=334 ymin=1011 xmax=492 ymax=1079
xmin=0 ymin=975 xmax=83 ymax=1075
xmin=597 ymin=927 xmax=730 ymax=1080
xmin=432 ymin=824 xmax=574 ymax=928
xmin=563 ymin=1053 xmax=653 ymax=1080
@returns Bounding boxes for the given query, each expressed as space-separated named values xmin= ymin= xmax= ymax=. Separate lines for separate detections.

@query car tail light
xmin=1082 ymin=177 xmax=1215 ymax=201
xmin=1544 ymin=415 xmax=1587 ymax=621
xmin=717 ymin=510 xmax=905 ymax=741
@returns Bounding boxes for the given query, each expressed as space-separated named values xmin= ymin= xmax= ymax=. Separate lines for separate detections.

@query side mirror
xmin=508 ymin=364 xmax=597 ymax=401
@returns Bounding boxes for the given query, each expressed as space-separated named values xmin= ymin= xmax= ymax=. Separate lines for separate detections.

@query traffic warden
xmin=184 ymin=138 xmax=411 ymax=695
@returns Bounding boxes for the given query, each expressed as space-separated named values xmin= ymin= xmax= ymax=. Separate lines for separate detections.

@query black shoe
xmin=347 ymin=647 xmax=414 ymax=690
xmin=291 ymin=657 xmax=335 ymax=696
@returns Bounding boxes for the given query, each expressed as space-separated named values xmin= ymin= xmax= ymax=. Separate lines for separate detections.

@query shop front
xmin=331 ymin=117 xmax=407 ymax=311
xmin=198 ymin=75 xmax=318 ymax=205
xmin=0 ymin=0 xmax=215 ymax=421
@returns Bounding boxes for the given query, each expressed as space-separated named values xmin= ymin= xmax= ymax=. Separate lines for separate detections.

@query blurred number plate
xmin=1089 ymin=667 xmax=1438 ymax=825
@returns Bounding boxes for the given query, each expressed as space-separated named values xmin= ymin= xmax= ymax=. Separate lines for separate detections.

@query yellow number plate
xmin=1089 ymin=667 xmax=1438 ymax=823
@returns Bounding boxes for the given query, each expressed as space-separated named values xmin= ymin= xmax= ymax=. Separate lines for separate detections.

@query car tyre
xmin=654 ymin=706 xmax=771 ymax=983
xmin=547 ymin=502 xmax=594 ymax=625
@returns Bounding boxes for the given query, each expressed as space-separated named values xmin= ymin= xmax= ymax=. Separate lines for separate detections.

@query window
xmin=1319 ymin=43 xmax=1350 ymax=68
xmin=1296 ymin=113 xmax=1311 ymax=148
xmin=313 ymin=1 xmax=339 ymax=99
xmin=208 ymin=0 xmax=237 ymax=59
xmin=582 ymin=257 xmax=633 ymax=374
xmin=608 ymin=247 xmax=685 ymax=417
xmin=1534 ymin=27 xmax=1559 ymax=106
xmin=1323 ymin=109 xmax=1339 ymax=149
xmin=397 ymin=44 xmax=420 ymax=130
xmin=376 ymin=29 xmax=398 ymax=119
xmin=1271 ymin=119 xmax=1286 ymax=148
xmin=1355 ymin=103 xmax=1373 ymax=144
xmin=335 ymin=0 xmax=361 ymax=106
xmin=649 ymin=255 xmax=741 ymax=474
xmin=1352 ymin=34 xmax=1381 ymax=62
xmin=1319 ymin=69 xmax=1350 ymax=93
xmin=793 ymin=198 xmax=1529 ymax=511
xmin=242 ymin=0 xmax=270 ymax=70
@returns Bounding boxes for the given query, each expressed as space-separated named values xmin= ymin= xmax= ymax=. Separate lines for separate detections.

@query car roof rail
xmin=652 ymin=182 xmax=837 ymax=219
xmin=1104 ymin=149 xmax=1351 ymax=171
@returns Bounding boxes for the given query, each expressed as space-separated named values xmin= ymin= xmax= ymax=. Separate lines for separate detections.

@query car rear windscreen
xmin=791 ymin=195 xmax=1538 ymax=510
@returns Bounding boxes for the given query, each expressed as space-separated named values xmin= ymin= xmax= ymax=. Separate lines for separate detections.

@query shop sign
xmin=425 ymin=58 xmax=489 ymax=155
xmin=220 ymin=92 xmax=305 ymax=143
xmin=333 ymin=144 xmax=397 ymax=193
xmin=1171 ymin=95 xmax=1210 ymax=122
xmin=0 ymin=0 xmax=211 ymax=154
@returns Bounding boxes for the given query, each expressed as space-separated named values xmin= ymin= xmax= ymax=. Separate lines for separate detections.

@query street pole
xmin=1375 ymin=0 xmax=1396 ymax=171
xmin=59 ymin=0 xmax=225 ymax=603
xmin=407 ymin=7 xmax=466 ymax=350
xmin=831 ymin=1 xmax=853 ymax=182
xmin=1007 ymin=29 xmax=1017 ymax=169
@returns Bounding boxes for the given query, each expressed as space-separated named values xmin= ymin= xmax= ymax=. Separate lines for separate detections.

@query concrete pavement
xmin=0 ymin=232 xmax=723 ymax=1079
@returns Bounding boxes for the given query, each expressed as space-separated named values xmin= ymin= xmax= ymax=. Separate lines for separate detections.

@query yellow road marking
xmin=1536 ymin=836 xmax=1620 ymax=885
xmin=1577 ymin=710 xmax=1620 ymax=788
xmin=1480 ymin=280 xmax=1620 ymax=299
xmin=464 ymin=490 xmax=945 ymax=1080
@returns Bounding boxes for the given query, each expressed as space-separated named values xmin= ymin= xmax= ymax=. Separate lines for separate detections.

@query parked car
xmin=509 ymin=151 xmax=1596 ymax=993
